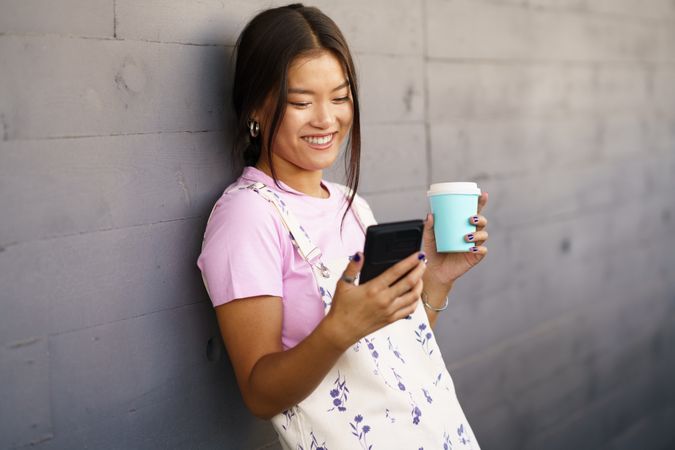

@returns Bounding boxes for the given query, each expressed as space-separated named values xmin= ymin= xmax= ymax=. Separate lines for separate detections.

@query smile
xmin=302 ymin=133 xmax=337 ymax=148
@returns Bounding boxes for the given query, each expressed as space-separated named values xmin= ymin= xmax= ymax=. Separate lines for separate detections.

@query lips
xmin=301 ymin=132 xmax=337 ymax=148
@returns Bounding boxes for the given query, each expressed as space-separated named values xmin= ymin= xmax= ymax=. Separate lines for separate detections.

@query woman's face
xmin=259 ymin=51 xmax=354 ymax=174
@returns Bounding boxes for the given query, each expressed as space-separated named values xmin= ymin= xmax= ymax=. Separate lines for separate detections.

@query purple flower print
xmin=409 ymin=392 xmax=422 ymax=425
xmin=327 ymin=371 xmax=349 ymax=412
xmin=457 ymin=424 xmax=472 ymax=445
xmin=281 ymin=407 xmax=295 ymax=431
xmin=350 ymin=414 xmax=373 ymax=450
xmin=385 ymin=408 xmax=396 ymax=423
xmin=390 ymin=367 xmax=406 ymax=391
xmin=364 ymin=337 xmax=381 ymax=374
xmin=318 ymin=286 xmax=333 ymax=308
xmin=415 ymin=323 xmax=434 ymax=356
xmin=308 ymin=431 xmax=328 ymax=450
xmin=433 ymin=372 xmax=442 ymax=387
xmin=422 ymin=388 xmax=433 ymax=404
xmin=269 ymin=190 xmax=288 ymax=214
xmin=387 ymin=337 xmax=406 ymax=364
xmin=411 ymin=405 xmax=422 ymax=425
xmin=443 ymin=431 xmax=453 ymax=449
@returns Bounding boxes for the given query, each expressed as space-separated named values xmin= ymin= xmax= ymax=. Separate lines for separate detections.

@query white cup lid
xmin=427 ymin=182 xmax=481 ymax=196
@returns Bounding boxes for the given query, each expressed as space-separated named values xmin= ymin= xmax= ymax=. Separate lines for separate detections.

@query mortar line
xmin=113 ymin=0 xmax=117 ymax=38
xmin=0 ymin=214 xmax=205 ymax=251
xmin=422 ymin=0 xmax=432 ymax=188
xmin=46 ymin=299 xmax=207 ymax=339
xmin=476 ymin=0 xmax=675 ymax=26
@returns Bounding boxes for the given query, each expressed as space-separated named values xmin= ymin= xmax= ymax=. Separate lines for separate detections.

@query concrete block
xmin=605 ymin=406 xmax=675 ymax=450
xmin=583 ymin=0 xmax=675 ymax=20
xmin=427 ymin=62 xmax=654 ymax=122
xmin=429 ymin=115 xmax=602 ymax=180
xmin=0 ymin=336 xmax=52 ymax=448
xmin=0 ymin=131 xmax=233 ymax=245
xmin=651 ymin=67 xmax=675 ymax=117
xmin=0 ymin=0 xmax=113 ymax=37
xmin=0 ymin=217 xmax=209 ymax=345
xmin=480 ymin=163 xmax=613 ymax=229
xmin=0 ymin=36 xmax=230 ymax=140
xmin=360 ymin=188 xmax=429 ymax=223
xmin=359 ymin=123 xmax=427 ymax=193
xmin=117 ymin=0 xmax=424 ymax=54
xmin=450 ymin=298 xmax=675 ymax=449
xmin=116 ymin=0 xmax=253 ymax=46
xmin=357 ymin=53 xmax=425 ymax=124
xmin=41 ymin=302 xmax=277 ymax=449
xmin=426 ymin=0 xmax=675 ymax=62
xmin=478 ymin=149 xmax=671 ymax=232
xmin=521 ymin=350 xmax=672 ymax=450
xmin=436 ymin=206 xmax=669 ymax=365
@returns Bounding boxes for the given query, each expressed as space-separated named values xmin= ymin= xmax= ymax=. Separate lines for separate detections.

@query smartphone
xmin=359 ymin=219 xmax=424 ymax=285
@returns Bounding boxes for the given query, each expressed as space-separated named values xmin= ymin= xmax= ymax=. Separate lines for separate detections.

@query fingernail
xmin=472 ymin=216 xmax=479 ymax=224
xmin=418 ymin=252 xmax=426 ymax=260
xmin=352 ymin=252 xmax=361 ymax=262
xmin=467 ymin=233 xmax=474 ymax=242
xmin=470 ymin=247 xmax=478 ymax=252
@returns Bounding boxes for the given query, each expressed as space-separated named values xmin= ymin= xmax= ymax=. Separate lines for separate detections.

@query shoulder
xmin=203 ymin=184 xmax=285 ymax=246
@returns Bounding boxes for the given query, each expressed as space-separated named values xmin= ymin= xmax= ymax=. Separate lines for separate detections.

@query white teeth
xmin=303 ymin=134 xmax=333 ymax=145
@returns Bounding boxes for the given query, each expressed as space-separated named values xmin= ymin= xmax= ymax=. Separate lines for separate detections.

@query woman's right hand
xmin=323 ymin=251 xmax=427 ymax=351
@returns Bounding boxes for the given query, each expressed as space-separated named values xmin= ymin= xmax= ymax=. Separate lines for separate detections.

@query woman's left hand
xmin=421 ymin=192 xmax=489 ymax=287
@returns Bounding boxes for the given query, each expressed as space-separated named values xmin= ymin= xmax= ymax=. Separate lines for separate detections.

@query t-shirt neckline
xmin=241 ymin=166 xmax=334 ymax=201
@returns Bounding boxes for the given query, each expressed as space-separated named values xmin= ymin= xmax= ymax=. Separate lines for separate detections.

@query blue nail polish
xmin=470 ymin=247 xmax=478 ymax=252
xmin=353 ymin=252 xmax=361 ymax=262
xmin=472 ymin=216 xmax=479 ymax=224
xmin=418 ymin=252 xmax=426 ymax=260
xmin=467 ymin=234 xmax=474 ymax=241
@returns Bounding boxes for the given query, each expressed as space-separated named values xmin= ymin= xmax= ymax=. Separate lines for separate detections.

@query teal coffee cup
xmin=427 ymin=182 xmax=482 ymax=253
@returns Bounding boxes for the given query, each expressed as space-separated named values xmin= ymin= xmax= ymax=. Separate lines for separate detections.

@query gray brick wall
xmin=1 ymin=1 xmax=674 ymax=449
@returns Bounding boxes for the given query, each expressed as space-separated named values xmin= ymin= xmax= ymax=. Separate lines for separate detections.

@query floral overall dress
xmin=203 ymin=181 xmax=480 ymax=450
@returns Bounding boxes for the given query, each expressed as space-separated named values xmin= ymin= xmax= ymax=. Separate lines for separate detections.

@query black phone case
xmin=359 ymin=219 xmax=424 ymax=285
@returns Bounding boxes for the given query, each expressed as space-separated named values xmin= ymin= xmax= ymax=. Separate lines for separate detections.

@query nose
xmin=310 ymin=101 xmax=335 ymax=129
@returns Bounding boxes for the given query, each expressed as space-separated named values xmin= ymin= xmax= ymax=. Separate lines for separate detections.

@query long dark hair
xmin=231 ymin=3 xmax=361 ymax=231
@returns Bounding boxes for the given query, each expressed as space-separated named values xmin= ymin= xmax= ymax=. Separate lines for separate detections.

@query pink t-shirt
xmin=197 ymin=166 xmax=368 ymax=350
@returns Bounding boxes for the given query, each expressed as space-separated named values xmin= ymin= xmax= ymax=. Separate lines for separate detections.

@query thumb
xmin=424 ymin=212 xmax=434 ymax=230
xmin=339 ymin=251 xmax=364 ymax=288
xmin=423 ymin=213 xmax=436 ymax=244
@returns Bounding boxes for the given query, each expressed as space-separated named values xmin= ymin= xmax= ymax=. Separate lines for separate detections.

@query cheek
xmin=276 ymin=114 xmax=304 ymax=143
xmin=337 ymin=105 xmax=354 ymax=127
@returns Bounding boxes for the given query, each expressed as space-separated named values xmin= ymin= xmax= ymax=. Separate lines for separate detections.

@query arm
xmin=216 ymin=251 xmax=427 ymax=420
xmin=422 ymin=272 xmax=454 ymax=329
xmin=215 ymin=295 xmax=346 ymax=420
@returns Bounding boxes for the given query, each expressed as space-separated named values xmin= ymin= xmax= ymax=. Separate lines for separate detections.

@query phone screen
xmin=359 ymin=219 xmax=424 ymax=285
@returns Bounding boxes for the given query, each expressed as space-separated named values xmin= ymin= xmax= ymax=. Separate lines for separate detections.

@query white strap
xmin=226 ymin=182 xmax=332 ymax=278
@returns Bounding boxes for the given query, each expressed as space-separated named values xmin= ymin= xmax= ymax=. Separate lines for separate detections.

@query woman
xmin=197 ymin=4 xmax=489 ymax=449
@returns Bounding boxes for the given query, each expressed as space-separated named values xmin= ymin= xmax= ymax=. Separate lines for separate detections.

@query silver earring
xmin=247 ymin=119 xmax=259 ymax=138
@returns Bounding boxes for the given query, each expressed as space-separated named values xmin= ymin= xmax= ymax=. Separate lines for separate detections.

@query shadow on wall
xmin=189 ymin=37 xmax=282 ymax=449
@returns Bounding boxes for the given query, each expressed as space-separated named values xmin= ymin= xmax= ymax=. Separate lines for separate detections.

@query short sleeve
xmin=197 ymin=190 xmax=285 ymax=307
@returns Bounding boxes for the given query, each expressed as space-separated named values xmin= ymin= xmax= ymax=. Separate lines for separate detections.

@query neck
xmin=255 ymin=158 xmax=328 ymax=199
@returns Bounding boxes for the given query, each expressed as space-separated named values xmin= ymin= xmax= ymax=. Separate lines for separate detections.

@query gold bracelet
xmin=421 ymin=290 xmax=449 ymax=312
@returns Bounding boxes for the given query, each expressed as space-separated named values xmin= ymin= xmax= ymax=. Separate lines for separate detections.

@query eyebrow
xmin=287 ymin=80 xmax=350 ymax=95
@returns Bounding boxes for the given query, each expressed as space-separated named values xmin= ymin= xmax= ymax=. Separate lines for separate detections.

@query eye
xmin=333 ymin=96 xmax=350 ymax=103
xmin=289 ymin=101 xmax=310 ymax=108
